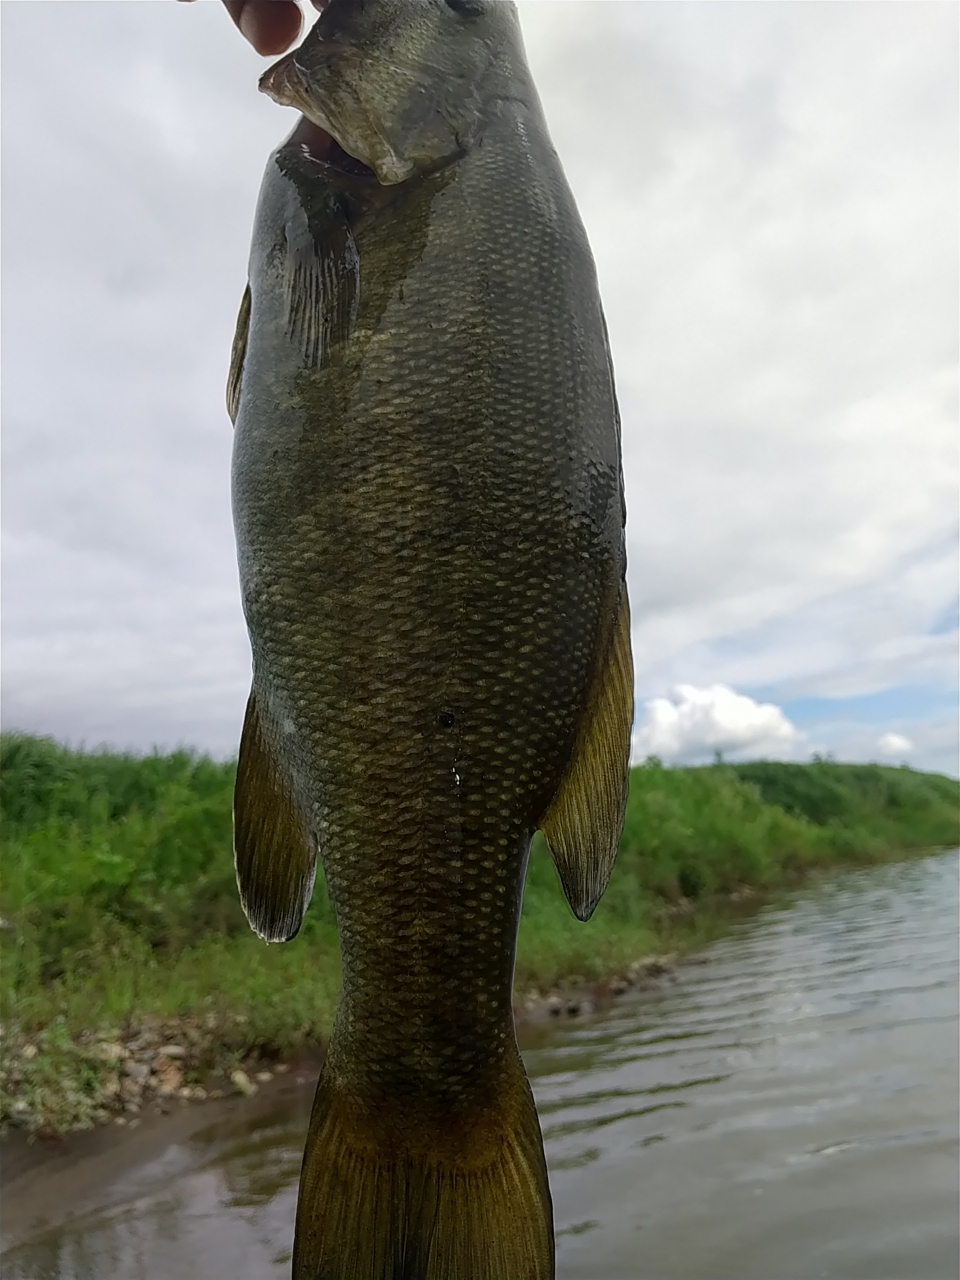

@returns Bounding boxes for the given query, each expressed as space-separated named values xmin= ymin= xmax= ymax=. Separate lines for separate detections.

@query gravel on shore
xmin=1 ymin=954 xmax=679 ymax=1139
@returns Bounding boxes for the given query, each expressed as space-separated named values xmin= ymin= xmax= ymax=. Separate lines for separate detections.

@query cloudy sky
xmin=2 ymin=0 xmax=957 ymax=772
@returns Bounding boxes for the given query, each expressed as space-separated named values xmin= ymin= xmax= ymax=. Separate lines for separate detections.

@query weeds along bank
xmin=2 ymin=733 xmax=957 ymax=1135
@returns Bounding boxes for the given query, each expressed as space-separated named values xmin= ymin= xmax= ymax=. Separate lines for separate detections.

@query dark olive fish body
xmin=229 ymin=3 xmax=632 ymax=1277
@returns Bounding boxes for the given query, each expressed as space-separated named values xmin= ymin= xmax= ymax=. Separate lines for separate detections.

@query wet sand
xmin=1 ymin=1052 xmax=323 ymax=1256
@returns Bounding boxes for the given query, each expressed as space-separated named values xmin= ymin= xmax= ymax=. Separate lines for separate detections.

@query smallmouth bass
xmin=228 ymin=2 xmax=633 ymax=1277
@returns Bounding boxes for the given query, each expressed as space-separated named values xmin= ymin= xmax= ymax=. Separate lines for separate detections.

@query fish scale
xmin=229 ymin=3 xmax=632 ymax=1277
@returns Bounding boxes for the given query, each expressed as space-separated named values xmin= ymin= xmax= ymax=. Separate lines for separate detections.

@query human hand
xmin=177 ymin=1 xmax=326 ymax=57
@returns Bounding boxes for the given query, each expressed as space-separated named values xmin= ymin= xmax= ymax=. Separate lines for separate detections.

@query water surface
xmin=4 ymin=852 xmax=957 ymax=1279
xmin=537 ymin=851 xmax=959 ymax=1279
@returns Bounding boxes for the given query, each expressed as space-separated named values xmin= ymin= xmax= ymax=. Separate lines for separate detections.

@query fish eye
xmin=438 ymin=711 xmax=456 ymax=729
xmin=444 ymin=0 xmax=484 ymax=17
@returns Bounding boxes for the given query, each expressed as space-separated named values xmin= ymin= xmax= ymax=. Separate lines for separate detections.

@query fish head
xmin=259 ymin=0 xmax=526 ymax=185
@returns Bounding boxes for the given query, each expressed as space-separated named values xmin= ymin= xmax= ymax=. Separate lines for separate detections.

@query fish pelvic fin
xmin=294 ymin=1064 xmax=555 ymax=1280
xmin=226 ymin=283 xmax=250 ymax=425
xmin=540 ymin=585 xmax=634 ymax=921
xmin=233 ymin=686 xmax=317 ymax=942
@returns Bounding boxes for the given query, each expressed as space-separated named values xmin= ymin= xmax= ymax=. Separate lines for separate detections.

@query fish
xmin=228 ymin=1 xmax=633 ymax=1276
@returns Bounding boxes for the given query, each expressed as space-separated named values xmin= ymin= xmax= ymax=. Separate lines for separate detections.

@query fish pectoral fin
xmin=540 ymin=586 xmax=634 ymax=921
xmin=283 ymin=200 xmax=359 ymax=369
xmin=234 ymin=687 xmax=318 ymax=943
xmin=226 ymin=283 xmax=251 ymax=426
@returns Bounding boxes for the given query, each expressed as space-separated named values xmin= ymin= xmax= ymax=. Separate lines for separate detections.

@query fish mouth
xmin=260 ymin=51 xmax=377 ymax=181
xmin=293 ymin=114 xmax=379 ymax=180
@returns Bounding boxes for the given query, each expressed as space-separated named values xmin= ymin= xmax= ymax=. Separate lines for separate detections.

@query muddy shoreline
xmin=1 ymin=958 xmax=681 ymax=1254
xmin=1 ymin=953 xmax=679 ymax=1166
xmin=5 ymin=853 xmax=956 ymax=1278
xmin=3 ymin=850 xmax=949 ymax=1257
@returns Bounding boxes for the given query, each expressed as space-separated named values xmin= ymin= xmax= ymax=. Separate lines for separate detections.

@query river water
xmin=3 ymin=851 xmax=957 ymax=1279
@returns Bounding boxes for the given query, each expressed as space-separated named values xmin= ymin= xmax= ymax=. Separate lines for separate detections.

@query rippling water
xmin=4 ymin=852 xmax=957 ymax=1279
xmin=536 ymin=851 xmax=959 ymax=1279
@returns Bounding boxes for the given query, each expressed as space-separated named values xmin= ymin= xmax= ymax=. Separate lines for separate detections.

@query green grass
xmin=519 ymin=753 xmax=958 ymax=990
xmin=1 ymin=733 xmax=957 ymax=1133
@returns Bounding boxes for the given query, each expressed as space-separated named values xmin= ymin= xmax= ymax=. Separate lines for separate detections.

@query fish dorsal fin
xmin=540 ymin=587 xmax=634 ymax=921
xmin=226 ymin=283 xmax=251 ymax=425
xmin=283 ymin=199 xmax=359 ymax=369
xmin=234 ymin=687 xmax=318 ymax=942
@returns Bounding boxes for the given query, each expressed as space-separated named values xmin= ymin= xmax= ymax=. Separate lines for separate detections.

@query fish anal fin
xmin=234 ymin=687 xmax=317 ymax=943
xmin=540 ymin=587 xmax=634 ymax=921
xmin=226 ymin=283 xmax=250 ymax=425
xmin=283 ymin=199 xmax=359 ymax=369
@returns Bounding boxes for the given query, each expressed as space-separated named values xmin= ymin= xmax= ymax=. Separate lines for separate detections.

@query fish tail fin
xmin=294 ymin=1062 xmax=554 ymax=1280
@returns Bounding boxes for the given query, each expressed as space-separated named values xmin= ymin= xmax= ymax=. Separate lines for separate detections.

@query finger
xmin=221 ymin=0 xmax=303 ymax=56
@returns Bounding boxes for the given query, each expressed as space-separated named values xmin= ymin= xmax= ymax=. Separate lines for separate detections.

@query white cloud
xmin=520 ymin=0 xmax=957 ymax=701
xmin=632 ymin=684 xmax=804 ymax=765
xmin=877 ymin=732 xmax=914 ymax=757
xmin=635 ymin=533 xmax=959 ymax=703
xmin=784 ymin=715 xmax=956 ymax=778
xmin=1 ymin=2 xmax=956 ymax=761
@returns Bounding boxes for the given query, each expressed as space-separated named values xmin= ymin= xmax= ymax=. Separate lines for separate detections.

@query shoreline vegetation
xmin=2 ymin=732 xmax=957 ymax=1139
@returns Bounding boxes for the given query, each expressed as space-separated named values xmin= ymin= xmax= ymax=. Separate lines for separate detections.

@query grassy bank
xmin=2 ymin=732 xmax=957 ymax=1134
